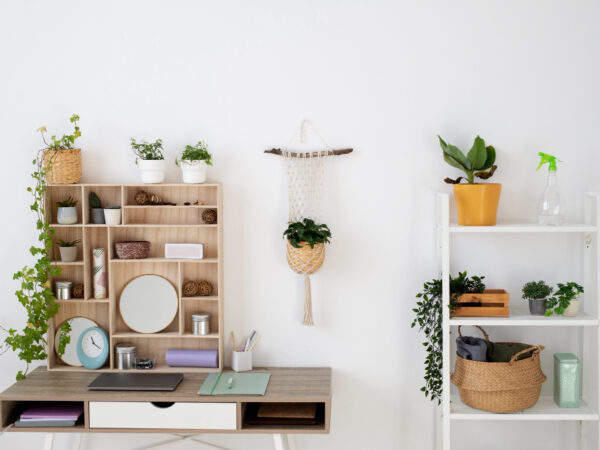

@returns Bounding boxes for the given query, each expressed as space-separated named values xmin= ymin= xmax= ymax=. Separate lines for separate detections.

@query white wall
xmin=1 ymin=1 xmax=599 ymax=449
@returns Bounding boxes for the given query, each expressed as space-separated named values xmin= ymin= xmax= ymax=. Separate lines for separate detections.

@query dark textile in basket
xmin=486 ymin=342 xmax=534 ymax=362
xmin=456 ymin=336 xmax=488 ymax=362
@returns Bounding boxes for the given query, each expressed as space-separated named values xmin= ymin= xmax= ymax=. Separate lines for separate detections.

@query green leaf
xmin=443 ymin=144 xmax=471 ymax=170
xmin=467 ymin=136 xmax=487 ymax=170
xmin=481 ymin=145 xmax=496 ymax=170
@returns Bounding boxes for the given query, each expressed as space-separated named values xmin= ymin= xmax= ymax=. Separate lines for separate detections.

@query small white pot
xmin=180 ymin=160 xmax=208 ymax=184
xmin=104 ymin=208 xmax=121 ymax=225
xmin=563 ymin=298 xmax=580 ymax=317
xmin=138 ymin=159 xmax=165 ymax=184
xmin=59 ymin=246 xmax=78 ymax=262
xmin=57 ymin=206 xmax=77 ymax=224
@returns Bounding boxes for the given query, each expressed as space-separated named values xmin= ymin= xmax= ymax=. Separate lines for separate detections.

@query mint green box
xmin=554 ymin=353 xmax=580 ymax=408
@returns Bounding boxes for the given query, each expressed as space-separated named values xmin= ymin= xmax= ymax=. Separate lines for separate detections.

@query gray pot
xmin=59 ymin=246 xmax=78 ymax=262
xmin=528 ymin=298 xmax=547 ymax=316
xmin=57 ymin=206 xmax=77 ymax=224
xmin=91 ymin=208 xmax=105 ymax=224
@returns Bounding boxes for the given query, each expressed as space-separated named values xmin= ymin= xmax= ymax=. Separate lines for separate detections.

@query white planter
xmin=563 ymin=298 xmax=580 ymax=317
xmin=59 ymin=246 xmax=78 ymax=262
xmin=138 ymin=159 xmax=165 ymax=184
xmin=104 ymin=208 xmax=121 ymax=225
xmin=57 ymin=206 xmax=77 ymax=224
xmin=180 ymin=160 xmax=208 ymax=184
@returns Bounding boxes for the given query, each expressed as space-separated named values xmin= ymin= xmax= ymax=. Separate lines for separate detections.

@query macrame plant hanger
xmin=266 ymin=120 xmax=353 ymax=325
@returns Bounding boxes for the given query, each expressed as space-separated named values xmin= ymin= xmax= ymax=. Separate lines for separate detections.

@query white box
xmin=232 ymin=351 xmax=253 ymax=372
xmin=165 ymin=243 xmax=204 ymax=259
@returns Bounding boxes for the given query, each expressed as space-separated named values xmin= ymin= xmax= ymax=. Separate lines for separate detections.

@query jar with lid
xmin=55 ymin=281 xmax=73 ymax=300
xmin=192 ymin=314 xmax=210 ymax=336
xmin=115 ymin=343 xmax=136 ymax=370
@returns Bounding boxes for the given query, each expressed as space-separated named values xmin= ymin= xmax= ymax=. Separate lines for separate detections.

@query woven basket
xmin=451 ymin=326 xmax=546 ymax=413
xmin=43 ymin=148 xmax=82 ymax=184
xmin=286 ymin=241 xmax=325 ymax=275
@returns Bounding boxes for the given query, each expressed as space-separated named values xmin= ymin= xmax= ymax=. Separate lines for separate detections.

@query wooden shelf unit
xmin=45 ymin=183 xmax=224 ymax=373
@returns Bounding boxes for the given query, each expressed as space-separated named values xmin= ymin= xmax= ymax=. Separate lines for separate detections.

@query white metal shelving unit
xmin=437 ymin=192 xmax=600 ymax=450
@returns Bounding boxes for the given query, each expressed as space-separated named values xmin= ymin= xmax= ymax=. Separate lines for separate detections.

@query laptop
xmin=87 ymin=373 xmax=184 ymax=391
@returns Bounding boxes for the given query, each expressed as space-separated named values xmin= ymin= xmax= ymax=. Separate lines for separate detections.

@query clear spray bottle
xmin=537 ymin=152 xmax=562 ymax=226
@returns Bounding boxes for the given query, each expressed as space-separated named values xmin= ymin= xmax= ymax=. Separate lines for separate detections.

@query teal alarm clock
xmin=77 ymin=326 xmax=109 ymax=370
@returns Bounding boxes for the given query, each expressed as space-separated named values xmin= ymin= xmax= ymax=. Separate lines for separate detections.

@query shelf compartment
xmin=124 ymin=205 xmax=217 ymax=225
xmin=50 ymin=226 xmax=83 ymax=263
xmin=83 ymin=185 xmax=122 ymax=224
xmin=241 ymin=402 xmax=326 ymax=431
xmin=111 ymin=257 xmax=218 ymax=264
xmin=47 ymin=185 xmax=83 ymax=225
xmin=0 ymin=400 xmax=85 ymax=430
xmin=181 ymin=299 xmax=219 ymax=336
xmin=123 ymin=185 xmax=218 ymax=209
xmin=449 ymin=223 xmax=598 ymax=233
xmin=84 ymin=227 xmax=110 ymax=300
xmin=51 ymin=265 xmax=85 ymax=300
xmin=181 ymin=262 xmax=219 ymax=297
xmin=449 ymin=311 xmax=598 ymax=327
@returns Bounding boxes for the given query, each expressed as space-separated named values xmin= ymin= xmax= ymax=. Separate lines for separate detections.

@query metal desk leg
xmin=273 ymin=434 xmax=293 ymax=450
xmin=73 ymin=433 xmax=84 ymax=450
xmin=43 ymin=433 xmax=55 ymax=450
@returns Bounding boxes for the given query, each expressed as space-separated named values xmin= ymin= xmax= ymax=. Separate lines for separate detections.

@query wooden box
xmin=451 ymin=289 xmax=509 ymax=317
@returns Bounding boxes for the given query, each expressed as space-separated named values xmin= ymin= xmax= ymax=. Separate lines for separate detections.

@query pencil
xmin=248 ymin=335 xmax=262 ymax=351
xmin=231 ymin=331 xmax=237 ymax=351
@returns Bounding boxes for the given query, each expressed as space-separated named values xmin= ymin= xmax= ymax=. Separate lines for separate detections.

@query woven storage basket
xmin=42 ymin=148 xmax=82 ymax=184
xmin=451 ymin=326 xmax=546 ymax=413
xmin=286 ymin=241 xmax=325 ymax=275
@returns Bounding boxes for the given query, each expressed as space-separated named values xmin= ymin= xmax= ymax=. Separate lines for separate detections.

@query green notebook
xmin=198 ymin=372 xmax=271 ymax=396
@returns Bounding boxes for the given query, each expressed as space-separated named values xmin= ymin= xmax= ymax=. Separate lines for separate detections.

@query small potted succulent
xmin=103 ymin=205 xmax=121 ymax=225
xmin=522 ymin=280 xmax=553 ymax=316
xmin=89 ymin=192 xmax=105 ymax=224
xmin=131 ymin=138 xmax=165 ymax=184
xmin=175 ymin=141 xmax=213 ymax=184
xmin=438 ymin=135 xmax=500 ymax=226
xmin=38 ymin=114 xmax=82 ymax=184
xmin=56 ymin=197 xmax=78 ymax=224
xmin=546 ymin=282 xmax=584 ymax=317
xmin=58 ymin=239 xmax=81 ymax=262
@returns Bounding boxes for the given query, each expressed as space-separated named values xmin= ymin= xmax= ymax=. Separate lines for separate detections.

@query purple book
xmin=21 ymin=403 xmax=83 ymax=420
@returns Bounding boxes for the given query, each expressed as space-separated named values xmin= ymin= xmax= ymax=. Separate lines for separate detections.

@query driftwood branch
xmin=264 ymin=148 xmax=353 ymax=157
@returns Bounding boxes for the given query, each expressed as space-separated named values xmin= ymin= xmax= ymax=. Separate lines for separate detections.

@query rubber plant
xmin=0 ymin=153 xmax=70 ymax=379
xmin=411 ymin=272 xmax=485 ymax=403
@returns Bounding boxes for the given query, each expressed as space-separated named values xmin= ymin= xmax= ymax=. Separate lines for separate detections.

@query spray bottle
xmin=537 ymin=152 xmax=562 ymax=225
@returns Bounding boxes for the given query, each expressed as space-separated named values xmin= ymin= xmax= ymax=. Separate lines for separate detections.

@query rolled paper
xmin=93 ymin=248 xmax=107 ymax=299
xmin=165 ymin=349 xmax=218 ymax=368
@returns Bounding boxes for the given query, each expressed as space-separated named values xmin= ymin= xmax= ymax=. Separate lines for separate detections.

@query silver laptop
xmin=87 ymin=373 xmax=184 ymax=391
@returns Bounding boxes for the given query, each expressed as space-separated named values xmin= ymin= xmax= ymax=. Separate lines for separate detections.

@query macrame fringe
xmin=303 ymin=275 xmax=314 ymax=326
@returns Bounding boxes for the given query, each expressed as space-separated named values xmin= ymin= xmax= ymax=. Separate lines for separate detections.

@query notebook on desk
xmin=198 ymin=372 xmax=270 ymax=396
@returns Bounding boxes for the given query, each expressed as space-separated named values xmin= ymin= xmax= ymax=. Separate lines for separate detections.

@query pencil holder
xmin=232 ymin=350 xmax=252 ymax=372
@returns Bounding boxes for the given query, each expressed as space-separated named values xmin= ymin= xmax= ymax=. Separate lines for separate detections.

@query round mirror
xmin=55 ymin=317 xmax=98 ymax=366
xmin=120 ymin=275 xmax=178 ymax=333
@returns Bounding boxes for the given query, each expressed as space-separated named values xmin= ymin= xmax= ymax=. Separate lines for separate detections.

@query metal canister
xmin=192 ymin=314 xmax=210 ymax=336
xmin=55 ymin=281 xmax=73 ymax=300
xmin=115 ymin=343 xmax=136 ymax=370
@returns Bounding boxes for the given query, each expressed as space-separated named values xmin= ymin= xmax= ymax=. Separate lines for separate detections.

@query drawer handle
xmin=151 ymin=402 xmax=175 ymax=409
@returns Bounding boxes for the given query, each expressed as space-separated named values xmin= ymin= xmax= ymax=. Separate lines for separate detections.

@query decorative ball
xmin=183 ymin=280 xmax=199 ymax=297
xmin=135 ymin=191 xmax=149 ymax=205
xmin=72 ymin=283 xmax=84 ymax=298
xmin=202 ymin=209 xmax=217 ymax=224
xmin=198 ymin=280 xmax=213 ymax=296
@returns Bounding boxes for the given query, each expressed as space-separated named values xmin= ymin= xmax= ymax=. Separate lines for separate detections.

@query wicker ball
xmin=135 ymin=191 xmax=149 ymax=205
xmin=72 ymin=283 xmax=84 ymax=298
xmin=198 ymin=280 xmax=213 ymax=296
xmin=183 ymin=280 xmax=199 ymax=297
xmin=202 ymin=209 xmax=217 ymax=224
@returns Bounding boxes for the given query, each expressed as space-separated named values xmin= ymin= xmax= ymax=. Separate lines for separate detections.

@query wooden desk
xmin=0 ymin=367 xmax=331 ymax=450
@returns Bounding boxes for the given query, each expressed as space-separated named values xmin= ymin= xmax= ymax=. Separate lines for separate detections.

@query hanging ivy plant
xmin=0 ymin=152 xmax=70 ymax=380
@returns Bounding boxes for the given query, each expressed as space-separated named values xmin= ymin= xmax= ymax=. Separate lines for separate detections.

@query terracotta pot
xmin=453 ymin=183 xmax=502 ymax=226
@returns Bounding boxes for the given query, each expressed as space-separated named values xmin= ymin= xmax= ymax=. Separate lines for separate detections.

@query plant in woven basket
xmin=37 ymin=114 xmax=81 ymax=150
xmin=175 ymin=141 xmax=213 ymax=166
xmin=438 ymin=135 xmax=497 ymax=184
xmin=522 ymin=281 xmax=553 ymax=300
xmin=131 ymin=138 xmax=165 ymax=163
xmin=283 ymin=218 xmax=331 ymax=249
xmin=545 ymin=282 xmax=583 ymax=316
xmin=56 ymin=197 xmax=77 ymax=208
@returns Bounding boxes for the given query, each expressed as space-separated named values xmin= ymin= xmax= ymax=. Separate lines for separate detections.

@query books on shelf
xmin=16 ymin=402 xmax=83 ymax=428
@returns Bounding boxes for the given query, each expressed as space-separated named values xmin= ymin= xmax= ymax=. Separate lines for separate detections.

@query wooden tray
xmin=451 ymin=289 xmax=509 ymax=317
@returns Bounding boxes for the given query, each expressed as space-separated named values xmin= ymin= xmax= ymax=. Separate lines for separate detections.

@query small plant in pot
xmin=546 ymin=282 xmax=584 ymax=317
xmin=103 ymin=205 xmax=121 ymax=225
xmin=38 ymin=114 xmax=82 ymax=184
xmin=89 ymin=192 xmax=105 ymax=224
xmin=438 ymin=135 xmax=500 ymax=226
xmin=131 ymin=138 xmax=165 ymax=184
xmin=58 ymin=239 xmax=81 ymax=262
xmin=522 ymin=280 xmax=553 ymax=316
xmin=56 ymin=197 xmax=78 ymax=224
xmin=175 ymin=141 xmax=213 ymax=184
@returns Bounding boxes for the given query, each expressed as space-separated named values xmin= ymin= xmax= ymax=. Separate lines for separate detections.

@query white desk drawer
xmin=89 ymin=401 xmax=237 ymax=430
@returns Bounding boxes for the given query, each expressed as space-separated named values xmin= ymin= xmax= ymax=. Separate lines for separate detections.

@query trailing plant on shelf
xmin=37 ymin=114 xmax=81 ymax=151
xmin=56 ymin=197 xmax=77 ymax=208
xmin=130 ymin=138 xmax=165 ymax=162
xmin=175 ymin=141 xmax=213 ymax=166
xmin=545 ymin=282 xmax=584 ymax=316
xmin=283 ymin=218 xmax=332 ymax=248
xmin=438 ymin=135 xmax=497 ymax=184
xmin=0 ymin=154 xmax=70 ymax=380
xmin=411 ymin=271 xmax=486 ymax=403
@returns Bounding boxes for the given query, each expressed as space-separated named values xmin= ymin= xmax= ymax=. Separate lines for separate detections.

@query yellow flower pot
xmin=453 ymin=183 xmax=502 ymax=226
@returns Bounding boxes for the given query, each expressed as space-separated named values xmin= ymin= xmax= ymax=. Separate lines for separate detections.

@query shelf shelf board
xmin=450 ymin=311 xmax=598 ymax=327
xmin=450 ymin=395 xmax=599 ymax=421
xmin=111 ymin=257 xmax=218 ymax=264
xmin=449 ymin=223 xmax=598 ymax=233
xmin=181 ymin=332 xmax=220 ymax=339
xmin=51 ymin=261 xmax=84 ymax=266
xmin=112 ymin=331 xmax=183 ymax=339
xmin=123 ymin=205 xmax=218 ymax=209
xmin=117 ymin=224 xmax=218 ymax=228
xmin=51 ymin=224 xmax=83 ymax=228
xmin=57 ymin=299 xmax=110 ymax=304
xmin=182 ymin=296 xmax=219 ymax=301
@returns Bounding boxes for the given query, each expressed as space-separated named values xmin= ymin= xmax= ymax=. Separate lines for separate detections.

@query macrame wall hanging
xmin=266 ymin=120 xmax=353 ymax=326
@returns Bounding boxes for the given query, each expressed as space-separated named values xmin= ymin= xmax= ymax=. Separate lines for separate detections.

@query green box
xmin=554 ymin=353 xmax=580 ymax=408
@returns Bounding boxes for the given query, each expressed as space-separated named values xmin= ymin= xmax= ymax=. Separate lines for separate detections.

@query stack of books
xmin=15 ymin=403 xmax=83 ymax=428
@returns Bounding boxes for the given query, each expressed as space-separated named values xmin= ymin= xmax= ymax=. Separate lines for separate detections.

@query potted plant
xmin=38 ymin=114 xmax=82 ymax=184
xmin=522 ymin=280 xmax=553 ymax=316
xmin=175 ymin=141 xmax=213 ymax=184
xmin=438 ymin=135 xmax=500 ymax=226
xmin=89 ymin=192 xmax=105 ymax=224
xmin=56 ymin=196 xmax=78 ymax=224
xmin=131 ymin=138 xmax=165 ymax=184
xmin=104 ymin=205 xmax=121 ymax=225
xmin=546 ymin=282 xmax=584 ymax=317
xmin=58 ymin=239 xmax=81 ymax=262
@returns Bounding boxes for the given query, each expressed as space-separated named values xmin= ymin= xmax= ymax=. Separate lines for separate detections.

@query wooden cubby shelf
xmin=46 ymin=183 xmax=224 ymax=373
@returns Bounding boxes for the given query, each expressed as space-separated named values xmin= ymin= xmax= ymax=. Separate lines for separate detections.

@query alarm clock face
xmin=81 ymin=328 xmax=106 ymax=358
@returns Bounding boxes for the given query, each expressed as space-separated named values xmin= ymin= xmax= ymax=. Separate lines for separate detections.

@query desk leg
xmin=73 ymin=433 xmax=84 ymax=450
xmin=273 ymin=434 xmax=292 ymax=450
xmin=43 ymin=433 xmax=55 ymax=450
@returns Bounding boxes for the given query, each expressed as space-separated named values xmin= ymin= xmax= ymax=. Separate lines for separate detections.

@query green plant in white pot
xmin=58 ymin=239 xmax=81 ymax=262
xmin=131 ymin=138 xmax=165 ymax=184
xmin=175 ymin=141 xmax=213 ymax=184
xmin=56 ymin=197 xmax=78 ymax=225
xmin=522 ymin=280 xmax=553 ymax=316
xmin=546 ymin=282 xmax=584 ymax=317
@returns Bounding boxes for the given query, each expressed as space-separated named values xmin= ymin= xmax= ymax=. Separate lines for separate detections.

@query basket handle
xmin=509 ymin=345 xmax=545 ymax=363
xmin=457 ymin=325 xmax=490 ymax=341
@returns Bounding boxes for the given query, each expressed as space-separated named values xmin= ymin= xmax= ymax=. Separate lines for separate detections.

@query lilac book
xmin=21 ymin=403 xmax=83 ymax=420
